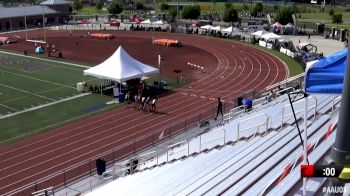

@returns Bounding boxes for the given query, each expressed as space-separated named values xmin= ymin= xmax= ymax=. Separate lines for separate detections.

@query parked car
xmin=243 ymin=25 xmax=264 ymax=33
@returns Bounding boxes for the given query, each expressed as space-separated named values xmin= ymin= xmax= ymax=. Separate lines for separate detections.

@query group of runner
xmin=135 ymin=95 xmax=157 ymax=112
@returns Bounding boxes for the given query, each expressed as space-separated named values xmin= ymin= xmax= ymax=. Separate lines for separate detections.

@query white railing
xmin=281 ymin=96 xmax=317 ymax=128
xmin=166 ymin=140 xmax=189 ymax=162
xmin=236 ymin=113 xmax=269 ymax=141
xmin=223 ymin=105 xmax=245 ymax=123
xmin=224 ymin=87 xmax=296 ymax=123
xmin=31 ymin=186 xmax=54 ymax=196
xmin=199 ymin=128 xmax=226 ymax=151
xmin=265 ymin=73 xmax=304 ymax=91
xmin=138 ymin=151 xmax=158 ymax=170
xmin=331 ymin=95 xmax=342 ymax=114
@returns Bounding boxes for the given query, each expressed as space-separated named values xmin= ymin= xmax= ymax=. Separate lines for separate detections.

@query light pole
xmin=158 ymin=54 xmax=162 ymax=88
xmin=250 ymin=0 xmax=252 ymax=20
xmin=41 ymin=5 xmax=47 ymax=43
xmin=177 ymin=0 xmax=179 ymax=25
xmin=24 ymin=5 xmax=27 ymax=40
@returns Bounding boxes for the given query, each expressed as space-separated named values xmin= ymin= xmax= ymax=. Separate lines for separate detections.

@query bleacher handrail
xmin=237 ymin=113 xmax=269 ymax=140
xmin=265 ymin=73 xmax=304 ymax=91
xmin=224 ymin=87 xmax=296 ymax=123
xmin=199 ymin=128 xmax=226 ymax=151
xmin=281 ymin=96 xmax=318 ymax=128
xmin=167 ymin=140 xmax=189 ymax=162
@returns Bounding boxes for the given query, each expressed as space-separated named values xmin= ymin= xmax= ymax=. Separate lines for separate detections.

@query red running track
xmin=0 ymin=32 xmax=288 ymax=195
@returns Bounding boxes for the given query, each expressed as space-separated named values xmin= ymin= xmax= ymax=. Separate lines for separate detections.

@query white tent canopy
xmin=211 ymin=26 xmax=221 ymax=31
xmin=83 ymin=46 xmax=159 ymax=83
xmin=152 ymin=20 xmax=165 ymax=25
xmin=251 ymin=30 xmax=267 ymax=37
xmin=221 ymin=26 xmax=240 ymax=33
xmin=261 ymin=32 xmax=281 ymax=40
xmin=140 ymin=19 xmax=151 ymax=24
xmin=200 ymin=25 xmax=214 ymax=30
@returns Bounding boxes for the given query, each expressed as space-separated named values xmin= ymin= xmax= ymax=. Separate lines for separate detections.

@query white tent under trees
xmin=251 ymin=30 xmax=267 ymax=37
xmin=211 ymin=26 xmax=221 ymax=31
xmin=221 ymin=26 xmax=240 ymax=33
xmin=140 ymin=19 xmax=151 ymax=24
xmin=200 ymin=25 xmax=214 ymax=30
xmin=152 ymin=20 xmax=165 ymax=25
xmin=261 ymin=32 xmax=281 ymax=40
xmin=83 ymin=46 xmax=159 ymax=83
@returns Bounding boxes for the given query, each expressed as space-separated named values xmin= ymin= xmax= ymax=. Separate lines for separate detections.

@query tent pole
xmin=302 ymin=92 xmax=308 ymax=196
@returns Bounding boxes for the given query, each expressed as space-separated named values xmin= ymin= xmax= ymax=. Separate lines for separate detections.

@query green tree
xmin=275 ymin=7 xmax=295 ymax=25
xmin=168 ymin=7 xmax=177 ymax=22
xmin=291 ymin=4 xmax=299 ymax=13
xmin=73 ymin=0 xmax=83 ymax=14
xmin=225 ymin=2 xmax=232 ymax=9
xmin=332 ymin=14 xmax=343 ymax=28
xmin=108 ymin=0 xmax=123 ymax=17
xmin=136 ymin=2 xmax=145 ymax=10
xmin=273 ymin=5 xmax=279 ymax=13
xmin=160 ymin=3 xmax=169 ymax=11
xmin=328 ymin=8 xmax=334 ymax=16
xmin=243 ymin=3 xmax=249 ymax=12
xmin=223 ymin=6 xmax=238 ymax=23
xmin=210 ymin=0 xmax=216 ymax=10
xmin=182 ymin=5 xmax=201 ymax=19
xmin=251 ymin=2 xmax=263 ymax=17
xmin=95 ymin=0 xmax=103 ymax=11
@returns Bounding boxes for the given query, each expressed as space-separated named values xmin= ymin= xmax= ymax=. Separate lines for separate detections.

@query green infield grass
xmin=0 ymin=51 xmax=117 ymax=145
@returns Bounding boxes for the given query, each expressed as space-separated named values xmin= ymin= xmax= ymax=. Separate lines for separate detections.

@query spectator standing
xmin=215 ymin=97 xmax=223 ymax=121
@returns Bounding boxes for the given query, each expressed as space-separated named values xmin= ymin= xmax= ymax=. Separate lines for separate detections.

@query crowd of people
xmin=130 ymin=24 xmax=168 ymax=32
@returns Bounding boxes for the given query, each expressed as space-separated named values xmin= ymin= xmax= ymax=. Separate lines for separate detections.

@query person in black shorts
xmin=215 ymin=97 xmax=223 ymax=120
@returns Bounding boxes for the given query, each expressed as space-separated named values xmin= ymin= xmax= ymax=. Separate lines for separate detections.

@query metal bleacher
xmin=84 ymin=87 xmax=342 ymax=195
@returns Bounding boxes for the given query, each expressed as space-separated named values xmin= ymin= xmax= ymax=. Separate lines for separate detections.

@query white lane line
xmin=0 ymin=93 xmax=90 ymax=120
xmin=0 ymin=50 xmax=90 ymax=69
xmin=0 ymin=103 xmax=18 ymax=111
xmin=0 ymin=69 xmax=75 ymax=89
xmin=0 ymin=83 xmax=55 ymax=101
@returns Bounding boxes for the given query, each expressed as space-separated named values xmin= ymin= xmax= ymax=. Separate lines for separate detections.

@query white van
xmin=243 ymin=25 xmax=264 ymax=33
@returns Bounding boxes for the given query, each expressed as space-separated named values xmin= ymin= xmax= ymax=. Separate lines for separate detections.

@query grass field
xmin=0 ymin=54 xmax=81 ymax=114
xmin=299 ymin=12 xmax=350 ymax=20
xmin=79 ymin=6 xmax=109 ymax=15
xmin=243 ymin=42 xmax=303 ymax=77
xmin=0 ymin=52 xmax=116 ymax=145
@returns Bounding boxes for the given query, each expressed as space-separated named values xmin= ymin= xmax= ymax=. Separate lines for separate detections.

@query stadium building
xmin=0 ymin=0 xmax=71 ymax=32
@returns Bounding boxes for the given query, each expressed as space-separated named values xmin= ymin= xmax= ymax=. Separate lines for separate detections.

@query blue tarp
xmin=305 ymin=49 xmax=347 ymax=94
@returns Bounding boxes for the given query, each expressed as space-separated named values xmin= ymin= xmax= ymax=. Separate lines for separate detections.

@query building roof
xmin=0 ymin=5 xmax=58 ymax=19
xmin=40 ymin=0 xmax=71 ymax=5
